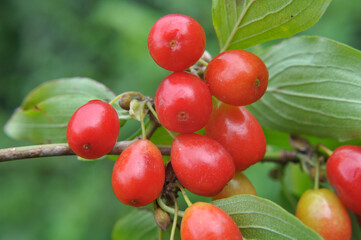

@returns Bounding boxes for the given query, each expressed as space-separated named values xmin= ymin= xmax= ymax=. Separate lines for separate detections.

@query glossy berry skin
xmin=295 ymin=188 xmax=352 ymax=240
xmin=66 ymin=100 xmax=120 ymax=159
xmin=212 ymin=172 xmax=257 ymax=200
xmin=326 ymin=145 xmax=361 ymax=215
xmin=112 ymin=140 xmax=165 ymax=207
xmin=205 ymin=50 xmax=268 ymax=106
xmin=181 ymin=202 xmax=243 ymax=240
xmin=205 ymin=102 xmax=266 ymax=171
xmin=148 ymin=14 xmax=206 ymax=71
xmin=155 ymin=72 xmax=213 ymax=133
xmin=171 ymin=133 xmax=235 ymax=196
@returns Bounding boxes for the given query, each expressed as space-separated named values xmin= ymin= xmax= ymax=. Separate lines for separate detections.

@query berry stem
xmin=127 ymin=118 xmax=160 ymax=141
xmin=109 ymin=91 xmax=145 ymax=106
xmin=170 ymin=195 xmax=178 ymax=240
xmin=157 ymin=196 xmax=184 ymax=217
xmin=118 ymin=115 xmax=132 ymax=120
xmin=317 ymin=143 xmax=333 ymax=157
xmin=146 ymin=101 xmax=160 ymax=122
xmin=146 ymin=101 xmax=176 ymax=139
xmin=314 ymin=157 xmax=320 ymax=190
xmin=299 ymin=155 xmax=310 ymax=176
xmin=174 ymin=182 xmax=192 ymax=207
xmin=158 ymin=228 xmax=162 ymax=240
xmin=140 ymin=118 xmax=147 ymax=140
xmin=197 ymin=58 xmax=209 ymax=67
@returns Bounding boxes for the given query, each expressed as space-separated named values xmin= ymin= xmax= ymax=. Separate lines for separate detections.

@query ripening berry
xmin=296 ymin=188 xmax=352 ymax=240
xmin=212 ymin=172 xmax=257 ymax=200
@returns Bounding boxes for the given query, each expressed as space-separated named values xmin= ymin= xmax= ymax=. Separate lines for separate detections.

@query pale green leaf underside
xmin=212 ymin=0 xmax=331 ymax=51
xmin=248 ymin=36 xmax=361 ymax=141
xmin=213 ymin=195 xmax=322 ymax=240
xmin=5 ymin=95 xmax=95 ymax=144
xmin=112 ymin=210 xmax=158 ymax=240
xmin=4 ymin=78 xmax=119 ymax=144
xmin=21 ymin=77 xmax=115 ymax=110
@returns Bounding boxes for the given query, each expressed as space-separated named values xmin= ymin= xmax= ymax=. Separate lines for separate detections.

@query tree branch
xmin=0 ymin=141 xmax=298 ymax=164
xmin=0 ymin=141 xmax=171 ymax=162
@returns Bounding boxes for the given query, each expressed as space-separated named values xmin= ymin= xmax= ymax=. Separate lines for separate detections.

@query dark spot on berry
xmin=169 ymin=39 xmax=178 ymax=48
xmin=82 ymin=143 xmax=91 ymax=152
xmin=177 ymin=111 xmax=189 ymax=121
xmin=130 ymin=199 xmax=138 ymax=205
xmin=254 ymin=78 xmax=260 ymax=87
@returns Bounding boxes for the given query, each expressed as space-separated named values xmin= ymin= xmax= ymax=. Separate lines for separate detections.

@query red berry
xmin=148 ymin=14 xmax=206 ymax=71
xmin=212 ymin=172 xmax=257 ymax=200
xmin=326 ymin=145 xmax=361 ymax=215
xmin=155 ymin=72 xmax=213 ymax=133
xmin=171 ymin=133 xmax=235 ymax=196
xmin=295 ymin=188 xmax=352 ymax=240
xmin=205 ymin=103 xmax=266 ymax=171
xmin=112 ymin=139 xmax=165 ymax=207
xmin=204 ymin=50 xmax=268 ymax=106
xmin=66 ymin=100 xmax=120 ymax=159
xmin=181 ymin=202 xmax=243 ymax=240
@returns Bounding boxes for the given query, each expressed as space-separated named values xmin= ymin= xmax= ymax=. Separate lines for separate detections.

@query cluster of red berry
xmin=66 ymin=13 xmax=268 ymax=239
xmin=64 ymin=13 xmax=361 ymax=240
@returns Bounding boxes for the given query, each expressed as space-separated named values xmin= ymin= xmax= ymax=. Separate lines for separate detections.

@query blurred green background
xmin=0 ymin=0 xmax=360 ymax=239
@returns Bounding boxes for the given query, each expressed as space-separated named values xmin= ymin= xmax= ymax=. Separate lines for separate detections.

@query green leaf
xmin=247 ymin=36 xmax=361 ymax=141
xmin=4 ymin=78 xmax=123 ymax=144
xmin=112 ymin=209 xmax=182 ymax=240
xmin=212 ymin=195 xmax=323 ymax=240
xmin=5 ymin=95 xmax=96 ymax=144
xmin=21 ymin=77 xmax=115 ymax=110
xmin=212 ymin=0 xmax=331 ymax=51
xmin=112 ymin=209 xmax=159 ymax=240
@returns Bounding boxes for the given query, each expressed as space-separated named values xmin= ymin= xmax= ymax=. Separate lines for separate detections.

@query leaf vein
xmin=246 ymin=101 xmax=287 ymax=129
xmin=270 ymin=93 xmax=361 ymax=121
xmin=260 ymin=95 xmax=359 ymax=128
xmin=270 ymin=64 xmax=358 ymax=82
xmin=268 ymin=89 xmax=361 ymax=104
xmin=236 ymin=0 xmax=293 ymax=30
xmin=239 ymin=225 xmax=295 ymax=239
xmin=229 ymin=1 xmax=313 ymax=46
xmin=221 ymin=0 xmax=256 ymax=52
xmin=272 ymin=79 xmax=361 ymax=89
